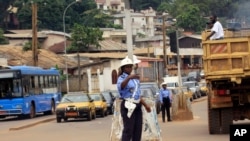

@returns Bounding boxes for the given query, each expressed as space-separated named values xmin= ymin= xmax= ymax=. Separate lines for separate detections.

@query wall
xmin=8 ymin=39 xmax=29 ymax=46
xmin=41 ymin=34 xmax=65 ymax=49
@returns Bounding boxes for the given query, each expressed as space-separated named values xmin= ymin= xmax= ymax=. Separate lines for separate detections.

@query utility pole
xmin=77 ymin=49 xmax=81 ymax=91
xmin=124 ymin=0 xmax=133 ymax=61
xmin=176 ymin=30 xmax=182 ymax=86
xmin=162 ymin=15 xmax=167 ymax=76
xmin=32 ymin=3 xmax=38 ymax=66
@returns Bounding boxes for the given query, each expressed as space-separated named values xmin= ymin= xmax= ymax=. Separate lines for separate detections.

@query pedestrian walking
xmin=159 ymin=82 xmax=172 ymax=122
xmin=117 ymin=57 xmax=151 ymax=141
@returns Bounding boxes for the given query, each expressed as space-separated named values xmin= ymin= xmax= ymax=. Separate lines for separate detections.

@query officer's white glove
xmin=125 ymin=100 xmax=136 ymax=118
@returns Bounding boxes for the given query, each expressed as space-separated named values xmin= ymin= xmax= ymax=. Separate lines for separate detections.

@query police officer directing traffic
xmin=117 ymin=57 xmax=151 ymax=141
xmin=159 ymin=82 xmax=172 ymax=122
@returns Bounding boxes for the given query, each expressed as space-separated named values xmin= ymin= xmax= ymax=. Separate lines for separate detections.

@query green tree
xmin=68 ymin=23 xmax=103 ymax=52
xmin=22 ymin=40 xmax=41 ymax=51
xmin=0 ymin=28 xmax=9 ymax=44
xmin=81 ymin=9 xmax=119 ymax=28
xmin=175 ymin=4 xmax=206 ymax=32
xmin=0 ymin=0 xmax=15 ymax=30
xmin=14 ymin=0 xmax=97 ymax=32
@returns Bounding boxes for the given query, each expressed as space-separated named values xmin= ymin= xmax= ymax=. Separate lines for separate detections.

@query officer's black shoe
xmin=168 ymin=119 xmax=172 ymax=122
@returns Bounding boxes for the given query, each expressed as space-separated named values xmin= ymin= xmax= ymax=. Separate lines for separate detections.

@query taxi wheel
xmin=56 ymin=117 xmax=62 ymax=123
xmin=92 ymin=111 xmax=96 ymax=119
xmin=87 ymin=110 xmax=92 ymax=121
xmin=105 ymin=109 xmax=108 ymax=116
xmin=110 ymin=106 xmax=114 ymax=115
xmin=101 ymin=109 xmax=105 ymax=117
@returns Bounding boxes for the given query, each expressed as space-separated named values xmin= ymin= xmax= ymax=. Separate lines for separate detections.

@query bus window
xmin=13 ymin=79 xmax=22 ymax=97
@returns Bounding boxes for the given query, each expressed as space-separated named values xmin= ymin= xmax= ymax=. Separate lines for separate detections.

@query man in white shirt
xmin=206 ymin=15 xmax=224 ymax=40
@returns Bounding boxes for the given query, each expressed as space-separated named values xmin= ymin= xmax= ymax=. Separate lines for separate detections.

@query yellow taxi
xmin=55 ymin=92 xmax=96 ymax=123
xmin=89 ymin=92 xmax=108 ymax=117
xmin=180 ymin=87 xmax=194 ymax=102
xmin=199 ymin=81 xmax=208 ymax=96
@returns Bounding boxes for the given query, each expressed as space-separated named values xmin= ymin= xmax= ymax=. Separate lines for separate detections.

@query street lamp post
xmin=63 ymin=0 xmax=81 ymax=93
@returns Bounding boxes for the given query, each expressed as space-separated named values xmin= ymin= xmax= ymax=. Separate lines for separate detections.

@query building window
xmin=111 ymin=70 xmax=118 ymax=84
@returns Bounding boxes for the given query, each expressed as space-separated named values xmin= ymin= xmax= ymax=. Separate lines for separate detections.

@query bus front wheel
xmin=44 ymin=100 xmax=55 ymax=115
xmin=29 ymin=103 xmax=36 ymax=118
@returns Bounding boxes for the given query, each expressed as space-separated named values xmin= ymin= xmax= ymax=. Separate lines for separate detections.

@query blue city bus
xmin=0 ymin=65 xmax=61 ymax=119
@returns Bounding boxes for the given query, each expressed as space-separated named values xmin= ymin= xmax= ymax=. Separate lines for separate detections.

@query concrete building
xmin=113 ymin=8 xmax=156 ymax=37
xmin=95 ymin=0 xmax=125 ymax=11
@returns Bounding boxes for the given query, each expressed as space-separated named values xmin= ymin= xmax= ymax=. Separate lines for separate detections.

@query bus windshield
xmin=0 ymin=78 xmax=22 ymax=99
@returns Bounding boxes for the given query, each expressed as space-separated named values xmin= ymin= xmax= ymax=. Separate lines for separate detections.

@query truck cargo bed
xmin=202 ymin=36 xmax=250 ymax=83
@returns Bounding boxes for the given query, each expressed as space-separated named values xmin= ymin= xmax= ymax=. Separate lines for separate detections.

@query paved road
xmin=0 ymin=96 xmax=231 ymax=141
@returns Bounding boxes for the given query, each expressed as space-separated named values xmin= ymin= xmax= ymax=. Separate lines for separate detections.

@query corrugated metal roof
xmin=135 ymin=35 xmax=169 ymax=42
xmin=67 ymin=52 xmax=126 ymax=59
xmin=0 ymin=45 xmax=76 ymax=69
xmin=179 ymin=34 xmax=201 ymax=40
xmin=5 ymin=30 xmax=32 ymax=34
xmin=88 ymin=39 xmax=128 ymax=51
xmin=66 ymin=53 xmax=160 ymax=61
xmin=4 ymin=33 xmax=47 ymax=38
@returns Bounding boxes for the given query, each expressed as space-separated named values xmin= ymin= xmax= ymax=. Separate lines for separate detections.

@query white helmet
xmin=125 ymin=55 xmax=141 ymax=64
xmin=161 ymin=82 xmax=167 ymax=86
xmin=120 ymin=58 xmax=134 ymax=68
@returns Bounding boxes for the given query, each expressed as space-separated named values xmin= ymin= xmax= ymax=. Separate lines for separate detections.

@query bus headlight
xmin=15 ymin=104 xmax=22 ymax=109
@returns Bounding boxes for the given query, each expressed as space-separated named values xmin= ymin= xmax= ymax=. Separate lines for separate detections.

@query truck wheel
xmin=221 ymin=108 xmax=233 ymax=134
xmin=208 ymin=108 xmax=221 ymax=134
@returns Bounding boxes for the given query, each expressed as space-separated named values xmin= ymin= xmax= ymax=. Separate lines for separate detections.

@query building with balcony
xmin=113 ymin=8 xmax=156 ymax=37
xmin=95 ymin=0 xmax=125 ymax=11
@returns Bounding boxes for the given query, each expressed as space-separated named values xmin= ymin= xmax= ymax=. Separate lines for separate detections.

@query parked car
xmin=140 ymin=82 xmax=160 ymax=96
xmin=89 ymin=93 xmax=108 ymax=117
xmin=109 ymin=90 xmax=120 ymax=98
xmin=183 ymin=81 xmax=201 ymax=99
xmin=101 ymin=91 xmax=116 ymax=115
xmin=140 ymin=82 xmax=161 ymax=114
xmin=200 ymin=70 xmax=205 ymax=79
xmin=55 ymin=92 xmax=96 ymax=123
xmin=187 ymin=71 xmax=201 ymax=82
xmin=140 ymin=87 xmax=161 ymax=114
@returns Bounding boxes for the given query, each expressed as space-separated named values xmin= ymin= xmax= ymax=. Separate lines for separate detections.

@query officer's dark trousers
xmin=161 ymin=97 xmax=171 ymax=122
xmin=120 ymin=100 xmax=142 ymax=141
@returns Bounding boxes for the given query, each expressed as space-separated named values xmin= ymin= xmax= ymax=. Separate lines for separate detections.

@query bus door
xmin=30 ymin=76 xmax=46 ymax=112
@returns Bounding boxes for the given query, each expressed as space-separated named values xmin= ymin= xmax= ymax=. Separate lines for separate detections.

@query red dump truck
xmin=202 ymin=29 xmax=250 ymax=134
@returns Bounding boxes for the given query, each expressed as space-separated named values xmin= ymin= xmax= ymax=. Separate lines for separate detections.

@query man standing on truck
xmin=206 ymin=15 xmax=224 ymax=40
